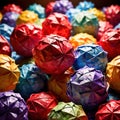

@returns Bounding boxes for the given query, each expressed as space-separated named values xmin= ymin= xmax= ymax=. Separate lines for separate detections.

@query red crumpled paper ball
xmin=32 ymin=34 xmax=75 ymax=74
xmin=97 ymin=21 xmax=113 ymax=41
xmin=27 ymin=92 xmax=58 ymax=120
xmin=42 ymin=12 xmax=72 ymax=39
xmin=2 ymin=4 xmax=22 ymax=14
xmin=104 ymin=5 xmax=120 ymax=26
xmin=98 ymin=28 xmax=120 ymax=60
xmin=10 ymin=23 xmax=43 ymax=57
xmin=96 ymin=100 xmax=120 ymax=120
xmin=0 ymin=35 xmax=11 ymax=56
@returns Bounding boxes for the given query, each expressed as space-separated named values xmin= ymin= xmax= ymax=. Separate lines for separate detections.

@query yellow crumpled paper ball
xmin=106 ymin=55 xmax=120 ymax=92
xmin=88 ymin=8 xmax=106 ymax=21
xmin=16 ymin=10 xmax=38 ymax=25
xmin=0 ymin=54 xmax=20 ymax=92
xmin=69 ymin=33 xmax=97 ymax=49
xmin=0 ymin=12 xmax=2 ymax=21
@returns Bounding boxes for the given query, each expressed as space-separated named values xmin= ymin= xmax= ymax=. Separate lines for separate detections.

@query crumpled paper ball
xmin=27 ymin=3 xmax=45 ymax=18
xmin=67 ymin=66 xmax=108 ymax=109
xmin=96 ymin=100 xmax=120 ymax=120
xmin=2 ymin=4 xmax=22 ymax=14
xmin=106 ymin=56 xmax=120 ymax=92
xmin=15 ymin=63 xmax=48 ymax=100
xmin=104 ymin=5 xmax=120 ymax=26
xmin=76 ymin=0 xmax=94 ymax=11
xmin=69 ymin=33 xmax=97 ymax=49
xmin=66 ymin=8 xmax=80 ymax=22
xmin=0 ymin=12 xmax=2 ymax=21
xmin=53 ymin=0 xmax=73 ymax=14
xmin=48 ymin=102 xmax=88 ymax=120
xmin=10 ymin=23 xmax=43 ymax=57
xmin=0 ymin=35 xmax=11 ymax=56
xmin=0 ymin=54 xmax=20 ymax=92
xmin=88 ymin=8 xmax=106 ymax=21
xmin=0 ymin=91 xmax=28 ymax=120
xmin=32 ymin=34 xmax=75 ymax=74
xmin=71 ymin=11 xmax=99 ymax=36
xmin=73 ymin=44 xmax=108 ymax=72
xmin=1 ymin=12 xmax=19 ymax=27
xmin=27 ymin=92 xmax=58 ymax=120
xmin=16 ymin=10 xmax=38 ymax=25
xmin=0 ymin=23 xmax=14 ymax=42
xmin=98 ymin=28 xmax=120 ymax=60
xmin=97 ymin=21 xmax=113 ymax=41
xmin=115 ymin=23 xmax=120 ymax=29
xmin=42 ymin=12 xmax=72 ymax=39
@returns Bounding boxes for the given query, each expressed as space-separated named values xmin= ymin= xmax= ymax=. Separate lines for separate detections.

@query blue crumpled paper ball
xmin=27 ymin=3 xmax=45 ymax=18
xmin=15 ymin=63 xmax=48 ymax=100
xmin=114 ymin=23 xmax=120 ymax=29
xmin=0 ymin=23 xmax=14 ymax=42
xmin=73 ymin=44 xmax=108 ymax=72
xmin=76 ymin=0 xmax=94 ymax=11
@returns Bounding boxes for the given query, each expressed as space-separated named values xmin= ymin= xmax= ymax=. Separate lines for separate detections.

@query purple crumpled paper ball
xmin=1 ymin=12 xmax=19 ymax=27
xmin=67 ymin=66 xmax=108 ymax=109
xmin=0 ymin=91 xmax=28 ymax=120
xmin=53 ymin=0 xmax=73 ymax=14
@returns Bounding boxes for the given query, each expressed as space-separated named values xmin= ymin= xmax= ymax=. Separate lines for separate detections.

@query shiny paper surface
xmin=70 ymin=33 xmax=97 ymax=49
xmin=71 ymin=11 xmax=99 ymax=36
xmin=67 ymin=66 xmax=108 ymax=109
xmin=0 ymin=91 xmax=28 ymax=120
xmin=53 ymin=0 xmax=73 ymax=14
xmin=73 ymin=44 xmax=108 ymax=72
xmin=115 ymin=23 xmax=120 ymax=29
xmin=1 ymin=12 xmax=19 ymax=27
xmin=16 ymin=10 xmax=38 ymax=25
xmin=48 ymin=102 xmax=88 ymax=120
xmin=15 ymin=63 xmax=48 ymax=99
xmin=97 ymin=21 xmax=113 ymax=41
xmin=27 ymin=3 xmax=45 ymax=18
xmin=42 ymin=12 xmax=72 ymax=39
xmin=96 ymin=100 xmax=120 ymax=120
xmin=32 ymin=34 xmax=75 ymax=74
xmin=27 ymin=92 xmax=58 ymax=120
xmin=0 ymin=12 xmax=2 ymax=21
xmin=104 ymin=5 xmax=120 ymax=26
xmin=0 ymin=35 xmax=11 ymax=56
xmin=0 ymin=54 xmax=20 ymax=92
xmin=10 ymin=23 xmax=43 ymax=57
xmin=2 ymin=4 xmax=22 ymax=14
xmin=98 ymin=28 xmax=120 ymax=60
xmin=106 ymin=56 xmax=120 ymax=92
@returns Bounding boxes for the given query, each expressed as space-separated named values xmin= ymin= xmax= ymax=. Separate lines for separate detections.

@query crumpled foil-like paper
xmin=32 ymin=34 xmax=75 ymax=74
xmin=53 ymin=0 xmax=73 ymax=14
xmin=76 ymin=1 xmax=94 ymax=11
xmin=96 ymin=100 xmax=120 ymax=120
xmin=0 ymin=23 xmax=14 ymax=42
xmin=0 ymin=54 xmax=20 ymax=92
xmin=67 ymin=66 xmax=108 ymax=109
xmin=106 ymin=56 xmax=120 ymax=92
xmin=15 ymin=63 xmax=48 ymax=100
xmin=48 ymin=102 xmax=88 ymax=120
xmin=0 ymin=35 xmax=11 ymax=56
xmin=42 ymin=12 xmax=72 ymax=39
xmin=0 ymin=12 xmax=2 ymax=21
xmin=10 ymin=23 xmax=43 ymax=57
xmin=16 ymin=10 xmax=38 ymax=25
xmin=71 ymin=11 xmax=99 ymax=36
xmin=27 ymin=3 xmax=45 ymax=18
xmin=69 ymin=33 xmax=97 ymax=49
xmin=2 ymin=4 xmax=22 ymax=14
xmin=97 ymin=21 xmax=113 ymax=41
xmin=88 ymin=8 xmax=106 ymax=21
xmin=27 ymin=92 xmax=58 ymax=120
xmin=73 ymin=44 xmax=108 ymax=72
xmin=115 ymin=23 xmax=120 ymax=29
xmin=1 ymin=12 xmax=19 ymax=27
xmin=104 ymin=5 xmax=120 ymax=26
xmin=0 ymin=91 xmax=28 ymax=120
xmin=98 ymin=28 xmax=120 ymax=60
